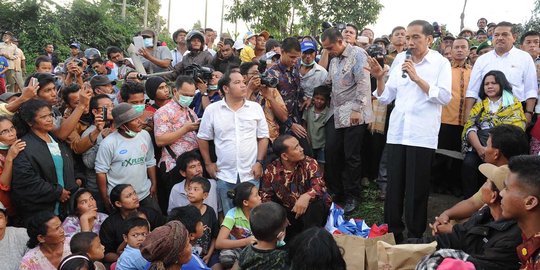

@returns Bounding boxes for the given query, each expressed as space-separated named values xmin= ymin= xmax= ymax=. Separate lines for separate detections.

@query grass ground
xmin=350 ymin=182 xmax=385 ymax=225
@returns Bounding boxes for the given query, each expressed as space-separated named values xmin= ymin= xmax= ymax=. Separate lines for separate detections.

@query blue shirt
xmin=181 ymin=252 xmax=211 ymax=270
xmin=190 ymin=91 xmax=222 ymax=118
xmin=47 ymin=135 xmax=64 ymax=215
xmin=0 ymin=56 xmax=8 ymax=78
xmin=116 ymin=245 xmax=150 ymax=270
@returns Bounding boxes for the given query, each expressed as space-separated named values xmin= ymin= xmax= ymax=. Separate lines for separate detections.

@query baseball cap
xmin=258 ymin=31 xmax=270 ymax=41
xmin=69 ymin=42 xmax=81 ymax=49
xmin=476 ymin=40 xmax=493 ymax=54
xmin=442 ymin=34 xmax=456 ymax=41
xmin=233 ymin=39 xmax=245 ymax=50
xmin=478 ymin=164 xmax=510 ymax=192
xmin=300 ymin=41 xmax=317 ymax=53
xmin=244 ymin=31 xmax=256 ymax=42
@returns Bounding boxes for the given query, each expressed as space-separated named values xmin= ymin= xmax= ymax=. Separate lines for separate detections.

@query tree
xmin=524 ymin=0 xmax=540 ymax=31
xmin=0 ymin=0 xmax=145 ymax=73
xmin=226 ymin=0 xmax=383 ymax=39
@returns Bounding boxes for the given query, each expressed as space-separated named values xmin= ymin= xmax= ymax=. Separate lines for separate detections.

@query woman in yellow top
xmin=461 ymin=70 xmax=525 ymax=199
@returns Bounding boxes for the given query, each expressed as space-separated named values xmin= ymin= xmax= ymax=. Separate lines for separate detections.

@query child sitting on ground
xmin=116 ymin=217 xmax=150 ymax=270
xmin=215 ymin=182 xmax=261 ymax=268
xmin=238 ymin=202 xmax=289 ymax=270
xmin=168 ymin=205 xmax=211 ymax=270
xmin=187 ymin=177 xmax=221 ymax=269
xmin=70 ymin=232 xmax=106 ymax=270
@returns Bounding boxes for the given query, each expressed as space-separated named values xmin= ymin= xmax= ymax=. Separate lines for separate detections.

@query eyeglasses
xmin=0 ymin=126 xmax=15 ymax=136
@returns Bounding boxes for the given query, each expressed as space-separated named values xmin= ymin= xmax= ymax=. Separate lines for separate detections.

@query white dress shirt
xmin=373 ymin=49 xmax=452 ymax=149
xmin=466 ymin=47 xmax=538 ymax=102
xmin=197 ymin=99 xmax=269 ymax=184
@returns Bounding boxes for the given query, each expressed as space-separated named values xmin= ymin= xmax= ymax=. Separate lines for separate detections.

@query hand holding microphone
xmin=402 ymin=49 xmax=412 ymax=78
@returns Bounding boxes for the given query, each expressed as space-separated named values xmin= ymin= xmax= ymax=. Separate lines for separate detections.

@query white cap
xmin=233 ymin=39 xmax=245 ymax=50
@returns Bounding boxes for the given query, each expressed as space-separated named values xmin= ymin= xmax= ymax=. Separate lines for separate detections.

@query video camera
xmin=183 ymin=64 xmax=214 ymax=83
xmin=322 ymin=22 xmax=346 ymax=33
xmin=366 ymin=44 xmax=386 ymax=67
xmin=259 ymin=72 xmax=278 ymax=88
xmin=433 ymin=22 xmax=442 ymax=38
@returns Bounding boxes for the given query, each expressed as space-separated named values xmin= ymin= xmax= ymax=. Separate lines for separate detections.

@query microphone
xmin=402 ymin=49 xmax=412 ymax=78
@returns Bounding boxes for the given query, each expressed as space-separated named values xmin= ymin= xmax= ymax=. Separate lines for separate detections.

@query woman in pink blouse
xmin=20 ymin=211 xmax=71 ymax=269
xmin=62 ymin=188 xmax=108 ymax=238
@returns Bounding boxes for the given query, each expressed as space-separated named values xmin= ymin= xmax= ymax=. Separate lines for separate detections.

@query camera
xmin=366 ymin=44 xmax=386 ymax=67
xmin=184 ymin=64 xmax=214 ymax=83
xmin=136 ymin=73 xmax=150 ymax=80
xmin=432 ymin=22 xmax=442 ymax=38
xmin=259 ymin=72 xmax=278 ymax=88
xmin=73 ymin=58 xmax=84 ymax=67
xmin=322 ymin=22 xmax=346 ymax=33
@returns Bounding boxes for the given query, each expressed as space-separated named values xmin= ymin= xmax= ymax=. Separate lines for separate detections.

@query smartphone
xmin=30 ymin=77 xmax=38 ymax=87
xmin=133 ymin=36 xmax=144 ymax=51
xmin=102 ymin=106 xmax=108 ymax=121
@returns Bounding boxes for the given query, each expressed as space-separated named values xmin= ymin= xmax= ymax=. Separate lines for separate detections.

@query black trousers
xmin=325 ymin=116 xmax=367 ymax=199
xmin=384 ymin=144 xmax=434 ymax=240
xmin=285 ymin=199 xmax=329 ymax=242
xmin=431 ymin=124 xmax=463 ymax=192
xmin=461 ymin=151 xmax=485 ymax=199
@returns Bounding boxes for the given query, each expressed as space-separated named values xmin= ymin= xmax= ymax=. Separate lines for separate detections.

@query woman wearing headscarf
xmin=140 ymin=220 xmax=192 ymax=270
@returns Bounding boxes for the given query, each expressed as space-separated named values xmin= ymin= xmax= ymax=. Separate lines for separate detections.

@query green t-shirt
xmin=221 ymin=207 xmax=252 ymax=240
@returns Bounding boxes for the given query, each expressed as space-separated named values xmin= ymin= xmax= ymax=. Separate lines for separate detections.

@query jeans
xmin=217 ymin=178 xmax=260 ymax=214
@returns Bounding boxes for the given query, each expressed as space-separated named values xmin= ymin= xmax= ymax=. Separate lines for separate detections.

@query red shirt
xmin=519 ymin=232 xmax=540 ymax=270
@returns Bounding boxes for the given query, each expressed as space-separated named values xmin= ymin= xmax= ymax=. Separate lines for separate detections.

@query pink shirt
xmin=20 ymin=238 xmax=71 ymax=270
xmin=154 ymin=100 xmax=199 ymax=172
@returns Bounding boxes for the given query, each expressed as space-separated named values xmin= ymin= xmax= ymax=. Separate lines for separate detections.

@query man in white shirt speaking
xmin=371 ymin=20 xmax=452 ymax=243
xmin=197 ymin=70 xmax=269 ymax=214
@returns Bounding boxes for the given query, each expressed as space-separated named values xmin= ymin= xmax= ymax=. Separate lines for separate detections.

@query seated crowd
xmin=0 ymin=16 xmax=540 ymax=270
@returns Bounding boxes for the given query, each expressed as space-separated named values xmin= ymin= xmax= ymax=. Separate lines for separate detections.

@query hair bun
xmin=226 ymin=189 xmax=236 ymax=200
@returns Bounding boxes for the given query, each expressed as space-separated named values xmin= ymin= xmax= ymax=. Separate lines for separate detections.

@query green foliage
xmin=524 ymin=0 xmax=540 ymax=31
xmin=226 ymin=0 xmax=383 ymax=39
xmin=0 ymin=0 xmax=167 ymax=74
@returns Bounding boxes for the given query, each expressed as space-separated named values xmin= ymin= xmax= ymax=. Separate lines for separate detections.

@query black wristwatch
xmin=202 ymin=92 xmax=209 ymax=97
xmin=256 ymin=160 xmax=264 ymax=165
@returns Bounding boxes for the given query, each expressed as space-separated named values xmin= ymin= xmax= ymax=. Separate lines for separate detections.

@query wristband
xmin=256 ymin=160 xmax=264 ymax=165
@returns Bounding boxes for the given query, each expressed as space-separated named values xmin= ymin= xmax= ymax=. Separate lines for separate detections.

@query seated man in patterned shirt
xmin=260 ymin=134 xmax=332 ymax=240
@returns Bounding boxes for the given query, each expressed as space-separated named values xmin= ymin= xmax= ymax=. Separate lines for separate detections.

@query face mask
xmin=176 ymin=95 xmax=194 ymax=108
xmin=0 ymin=142 xmax=10 ymax=150
xmin=123 ymin=125 xmax=138 ymax=138
xmin=107 ymin=93 xmax=117 ymax=101
xmin=208 ymin=85 xmax=218 ymax=91
xmin=276 ymin=231 xmax=286 ymax=247
xmin=143 ymin=38 xmax=154 ymax=48
xmin=133 ymin=104 xmax=145 ymax=113
xmin=301 ymin=60 xmax=315 ymax=67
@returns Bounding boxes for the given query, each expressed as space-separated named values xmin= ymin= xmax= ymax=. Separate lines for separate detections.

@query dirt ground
xmin=424 ymin=192 xmax=462 ymax=235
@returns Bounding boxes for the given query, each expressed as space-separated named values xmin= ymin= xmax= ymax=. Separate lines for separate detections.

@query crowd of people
xmin=0 ymin=15 xmax=539 ymax=270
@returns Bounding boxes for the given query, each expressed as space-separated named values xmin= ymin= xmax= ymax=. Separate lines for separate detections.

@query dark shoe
xmin=331 ymin=192 xmax=345 ymax=204
xmin=343 ymin=198 xmax=358 ymax=214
